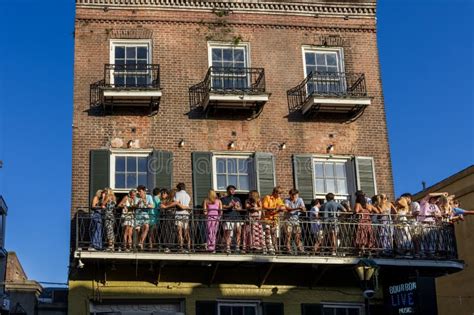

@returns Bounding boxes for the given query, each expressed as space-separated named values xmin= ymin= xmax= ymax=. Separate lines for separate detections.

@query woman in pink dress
xmin=203 ymin=189 xmax=222 ymax=253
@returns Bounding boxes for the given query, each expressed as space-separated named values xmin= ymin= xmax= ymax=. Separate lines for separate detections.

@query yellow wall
xmin=415 ymin=168 xmax=474 ymax=315
xmin=68 ymin=280 xmax=369 ymax=315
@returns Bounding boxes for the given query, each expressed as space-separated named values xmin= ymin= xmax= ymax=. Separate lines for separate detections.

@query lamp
xmin=178 ymin=139 xmax=185 ymax=148
xmin=354 ymin=259 xmax=378 ymax=315
xmin=77 ymin=259 xmax=85 ymax=269
xmin=280 ymin=143 xmax=287 ymax=150
xmin=228 ymin=141 xmax=236 ymax=149
xmin=326 ymin=144 xmax=334 ymax=153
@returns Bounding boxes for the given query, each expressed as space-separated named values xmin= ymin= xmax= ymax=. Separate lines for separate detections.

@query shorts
xmin=175 ymin=215 xmax=190 ymax=229
xmin=121 ymin=212 xmax=135 ymax=227
xmin=284 ymin=219 xmax=302 ymax=234
xmin=148 ymin=209 xmax=160 ymax=226
xmin=223 ymin=221 xmax=244 ymax=231
xmin=135 ymin=210 xmax=150 ymax=227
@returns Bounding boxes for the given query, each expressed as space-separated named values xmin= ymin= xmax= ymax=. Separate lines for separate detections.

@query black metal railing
xmin=287 ymin=71 xmax=367 ymax=112
xmin=75 ymin=208 xmax=457 ymax=260
xmin=189 ymin=67 xmax=266 ymax=109
xmin=90 ymin=64 xmax=160 ymax=106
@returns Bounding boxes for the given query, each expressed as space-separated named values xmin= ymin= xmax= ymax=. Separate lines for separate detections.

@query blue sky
xmin=0 ymin=1 xmax=472 ymax=283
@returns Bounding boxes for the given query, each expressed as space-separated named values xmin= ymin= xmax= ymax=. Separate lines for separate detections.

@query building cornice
xmin=76 ymin=0 xmax=376 ymax=19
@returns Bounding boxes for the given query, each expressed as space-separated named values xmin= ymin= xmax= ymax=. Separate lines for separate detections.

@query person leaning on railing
xmin=117 ymin=189 xmax=137 ymax=252
xmin=102 ymin=188 xmax=117 ymax=251
xmin=309 ymin=199 xmax=324 ymax=254
xmin=134 ymin=185 xmax=155 ymax=250
xmin=243 ymin=190 xmax=264 ymax=254
xmin=203 ymin=189 xmax=222 ymax=253
xmin=320 ymin=193 xmax=346 ymax=256
xmin=174 ymin=183 xmax=192 ymax=253
xmin=354 ymin=193 xmax=378 ymax=256
xmin=372 ymin=194 xmax=397 ymax=256
xmin=283 ymin=188 xmax=306 ymax=254
xmin=262 ymin=186 xmax=286 ymax=255
xmin=221 ymin=185 xmax=244 ymax=254
xmin=89 ymin=189 xmax=106 ymax=251
xmin=159 ymin=188 xmax=177 ymax=253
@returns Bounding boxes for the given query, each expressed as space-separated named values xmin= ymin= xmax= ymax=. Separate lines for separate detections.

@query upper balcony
xmin=90 ymin=64 xmax=161 ymax=115
xmin=189 ymin=67 xmax=270 ymax=117
xmin=287 ymin=71 xmax=371 ymax=121
xmin=73 ymin=208 xmax=463 ymax=277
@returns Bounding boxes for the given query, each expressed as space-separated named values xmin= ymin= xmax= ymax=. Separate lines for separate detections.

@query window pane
xmin=223 ymin=49 xmax=233 ymax=62
xmin=126 ymin=173 xmax=137 ymax=188
xmin=315 ymin=179 xmax=325 ymax=193
xmin=217 ymin=175 xmax=226 ymax=190
xmin=315 ymin=162 xmax=324 ymax=178
xmin=324 ymin=309 xmax=334 ymax=315
xmin=348 ymin=309 xmax=359 ymax=315
xmin=239 ymin=176 xmax=250 ymax=191
xmin=116 ymin=157 xmax=125 ymax=172
xmin=127 ymin=157 xmax=137 ymax=172
xmin=138 ymin=157 xmax=148 ymax=172
xmin=335 ymin=309 xmax=346 ymax=315
xmin=227 ymin=159 xmax=237 ymax=174
xmin=115 ymin=173 xmax=125 ymax=189
xmin=234 ymin=49 xmax=245 ymax=62
xmin=238 ymin=159 xmax=248 ymax=173
xmin=316 ymin=53 xmax=326 ymax=66
xmin=220 ymin=306 xmax=231 ymax=315
xmin=335 ymin=163 xmax=346 ymax=178
xmin=326 ymin=179 xmax=336 ymax=194
xmin=212 ymin=48 xmax=222 ymax=62
xmin=126 ymin=47 xmax=136 ymax=59
xmin=244 ymin=307 xmax=256 ymax=315
xmin=326 ymin=53 xmax=337 ymax=66
xmin=228 ymin=175 xmax=238 ymax=187
xmin=138 ymin=173 xmax=147 ymax=187
xmin=115 ymin=46 xmax=125 ymax=59
xmin=216 ymin=158 xmax=226 ymax=173
xmin=337 ymin=179 xmax=348 ymax=195
xmin=137 ymin=47 xmax=148 ymax=59
xmin=324 ymin=163 xmax=334 ymax=177
xmin=233 ymin=307 xmax=243 ymax=315
xmin=305 ymin=52 xmax=315 ymax=66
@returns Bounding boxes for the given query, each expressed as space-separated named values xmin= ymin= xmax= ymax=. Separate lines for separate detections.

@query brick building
xmin=69 ymin=0 xmax=462 ymax=314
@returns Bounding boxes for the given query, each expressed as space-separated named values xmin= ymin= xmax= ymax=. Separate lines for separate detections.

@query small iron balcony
xmin=90 ymin=64 xmax=161 ymax=114
xmin=189 ymin=67 xmax=270 ymax=116
xmin=287 ymin=71 xmax=371 ymax=121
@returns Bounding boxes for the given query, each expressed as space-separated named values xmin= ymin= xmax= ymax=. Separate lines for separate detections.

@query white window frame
xmin=321 ymin=302 xmax=364 ymax=315
xmin=207 ymin=41 xmax=251 ymax=68
xmin=212 ymin=153 xmax=253 ymax=193
xmin=217 ymin=301 xmax=260 ymax=315
xmin=302 ymin=46 xmax=345 ymax=78
xmin=313 ymin=155 xmax=352 ymax=201
xmin=109 ymin=39 xmax=152 ymax=86
xmin=109 ymin=149 xmax=152 ymax=193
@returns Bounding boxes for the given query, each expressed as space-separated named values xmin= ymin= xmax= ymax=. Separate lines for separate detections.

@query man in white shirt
xmin=174 ymin=182 xmax=191 ymax=252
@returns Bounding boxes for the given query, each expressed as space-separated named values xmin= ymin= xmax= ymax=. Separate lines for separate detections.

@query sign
xmin=388 ymin=282 xmax=417 ymax=314
xmin=384 ymin=276 xmax=437 ymax=315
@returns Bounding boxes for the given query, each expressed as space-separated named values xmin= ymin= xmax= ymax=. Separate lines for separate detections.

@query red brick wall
xmin=71 ymin=6 xmax=393 ymax=215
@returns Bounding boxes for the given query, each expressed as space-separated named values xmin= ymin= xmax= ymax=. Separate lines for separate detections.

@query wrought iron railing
xmin=287 ymin=71 xmax=367 ymax=112
xmin=74 ymin=208 xmax=457 ymax=260
xmin=189 ymin=67 xmax=266 ymax=109
xmin=90 ymin=64 xmax=160 ymax=106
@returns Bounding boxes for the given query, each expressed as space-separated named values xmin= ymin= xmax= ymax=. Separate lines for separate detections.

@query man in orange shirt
xmin=262 ymin=186 xmax=286 ymax=255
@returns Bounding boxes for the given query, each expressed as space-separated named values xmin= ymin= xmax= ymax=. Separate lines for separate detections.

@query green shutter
xmin=192 ymin=152 xmax=213 ymax=208
xmin=262 ymin=302 xmax=284 ymax=315
xmin=89 ymin=150 xmax=110 ymax=203
xmin=255 ymin=152 xmax=276 ymax=197
xmin=301 ymin=304 xmax=322 ymax=315
xmin=355 ymin=156 xmax=377 ymax=197
xmin=148 ymin=150 xmax=173 ymax=190
xmin=293 ymin=155 xmax=314 ymax=204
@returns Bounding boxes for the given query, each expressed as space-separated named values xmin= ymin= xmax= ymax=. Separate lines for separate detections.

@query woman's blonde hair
xmin=94 ymin=189 xmax=103 ymax=198
xmin=104 ymin=188 xmax=116 ymax=202
xmin=249 ymin=190 xmax=260 ymax=201
xmin=208 ymin=189 xmax=217 ymax=203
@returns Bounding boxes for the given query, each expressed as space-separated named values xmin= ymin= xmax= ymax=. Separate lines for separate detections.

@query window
xmin=110 ymin=40 xmax=151 ymax=87
xmin=314 ymin=159 xmax=349 ymax=199
xmin=322 ymin=304 xmax=362 ymax=315
xmin=218 ymin=302 xmax=258 ymax=315
xmin=109 ymin=152 xmax=151 ymax=191
xmin=303 ymin=47 xmax=344 ymax=95
xmin=209 ymin=43 xmax=249 ymax=90
xmin=213 ymin=155 xmax=252 ymax=192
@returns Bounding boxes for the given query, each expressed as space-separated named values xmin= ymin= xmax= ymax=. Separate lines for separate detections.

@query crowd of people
xmin=86 ymin=183 xmax=471 ymax=258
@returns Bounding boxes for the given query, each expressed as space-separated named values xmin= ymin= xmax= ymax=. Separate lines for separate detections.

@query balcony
xmin=90 ymin=64 xmax=161 ymax=114
xmin=287 ymin=72 xmax=371 ymax=121
xmin=73 ymin=208 xmax=462 ymax=275
xmin=189 ymin=67 xmax=270 ymax=117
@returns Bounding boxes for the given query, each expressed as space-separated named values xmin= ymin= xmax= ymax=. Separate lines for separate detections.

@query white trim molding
xmin=76 ymin=0 xmax=376 ymax=19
